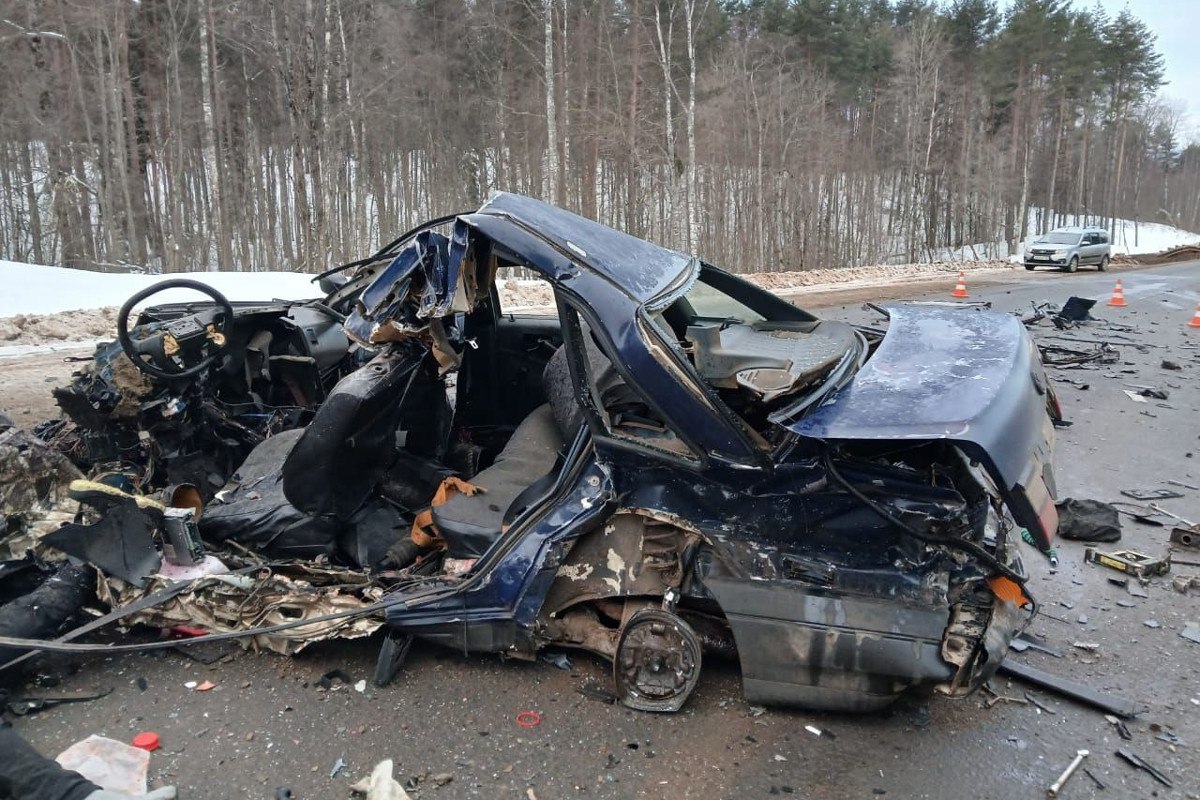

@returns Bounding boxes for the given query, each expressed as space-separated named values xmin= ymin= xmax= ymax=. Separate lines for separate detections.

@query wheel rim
xmin=614 ymin=608 xmax=701 ymax=712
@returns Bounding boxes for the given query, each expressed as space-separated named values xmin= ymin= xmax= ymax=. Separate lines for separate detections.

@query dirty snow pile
xmin=743 ymin=258 xmax=1013 ymax=293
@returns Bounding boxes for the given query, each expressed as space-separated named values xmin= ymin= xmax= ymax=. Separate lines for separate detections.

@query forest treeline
xmin=0 ymin=0 xmax=1192 ymax=275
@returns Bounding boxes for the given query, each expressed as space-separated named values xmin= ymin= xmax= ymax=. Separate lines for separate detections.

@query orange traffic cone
xmin=1188 ymin=303 xmax=1200 ymax=329
xmin=1106 ymin=278 xmax=1127 ymax=308
xmin=951 ymin=271 xmax=969 ymax=299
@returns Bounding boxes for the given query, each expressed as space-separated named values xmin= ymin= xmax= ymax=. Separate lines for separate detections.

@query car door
xmin=1083 ymin=233 xmax=1101 ymax=264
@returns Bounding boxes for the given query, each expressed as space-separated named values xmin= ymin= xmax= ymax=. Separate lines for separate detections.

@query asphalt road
xmin=8 ymin=261 xmax=1200 ymax=800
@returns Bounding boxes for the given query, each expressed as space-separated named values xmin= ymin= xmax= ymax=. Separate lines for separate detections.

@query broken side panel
xmin=343 ymin=231 xmax=455 ymax=346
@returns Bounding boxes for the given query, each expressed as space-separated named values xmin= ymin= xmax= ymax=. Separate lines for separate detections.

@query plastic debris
xmin=349 ymin=760 xmax=413 ymax=800
xmin=56 ymin=735 xmax=150 ymax=796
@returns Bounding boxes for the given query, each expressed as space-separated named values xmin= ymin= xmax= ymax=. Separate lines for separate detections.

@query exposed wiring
xmin=310 ymin=212 xmax=467 ymax=282
xmin=0 ymin=600 xmax=396 ymax=655
xmin=823 ymin=448 xmax=1028 ymax=585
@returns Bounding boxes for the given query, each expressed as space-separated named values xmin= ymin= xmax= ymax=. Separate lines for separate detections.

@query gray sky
xmin=1073 ymin=0 xmax=1200 ymax=140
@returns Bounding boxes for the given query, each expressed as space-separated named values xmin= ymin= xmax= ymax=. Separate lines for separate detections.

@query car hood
xmin=786 ymin=305 xmax=1058 ymax=548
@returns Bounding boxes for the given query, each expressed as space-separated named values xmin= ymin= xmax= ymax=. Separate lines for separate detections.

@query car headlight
xmin=1053 ymin=249 xmax=1068 ymax=257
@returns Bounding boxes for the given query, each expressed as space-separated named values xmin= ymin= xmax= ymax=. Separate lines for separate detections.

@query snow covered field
xmin=924 ymin=212 xmax=1200 ymax=262
xmin=0 ymin=261 xmax=324 ymax=317
xmin=1022 ymin=214 xmax=1200 ymax=258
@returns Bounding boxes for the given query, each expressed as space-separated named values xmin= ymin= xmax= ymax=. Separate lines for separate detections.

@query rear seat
xmin=432 ymin=404 xmax=564 ymax=559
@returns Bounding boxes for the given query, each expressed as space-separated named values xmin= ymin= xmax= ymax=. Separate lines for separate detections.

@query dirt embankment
xmin=0 ymin=307 xmax=120 ymax=347
xmin=1117 ymin=243 xmax=1200 ymax=265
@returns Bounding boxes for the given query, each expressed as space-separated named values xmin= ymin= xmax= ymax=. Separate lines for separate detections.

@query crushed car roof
xmin=474 ymin=193 xmax=695 ymax=302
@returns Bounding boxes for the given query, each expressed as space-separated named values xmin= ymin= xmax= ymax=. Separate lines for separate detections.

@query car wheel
xmin=614 ymin=607 xmax=702 ymax=713
xmin=1098 ymin=255 xmax=1109 ymax=271
xmin=1025 ymin=265 xmax=1036 ymax=271
xmin=1065 ymin=257 xmax=1078 ymax=273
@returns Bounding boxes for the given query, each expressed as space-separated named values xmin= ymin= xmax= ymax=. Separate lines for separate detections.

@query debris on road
xmin=1037 ymin=342 xmax=1119 ymax=367
xmin=131 ymin=732 xmax=161 ymax=752
xmin=1054 ymin=498 xmax=1121 ymax=542
xmin=516 ymin=711 xmax=542 ymax=728
xmin=1022 ymin=692 xmax=1057 ymax=714
xmin=1084 ymin=547 xmax=1171 ymax=580
xmin=1121 ymin=488 xmax=1184 ymax=501
xmin=55 ymin=734 xmax=151 ymax=796
xmin=997 ymin=660 xmax=1140 ymax=718
xmin=1104 ymin=715 xmax=1132 ymax=740
xmin=349 ymin=759 xmax=413 ymax=800
xmin=1181 ymin=622 xmax=1200 ymax=645
xmin=1082 ymin=767 xmax=1106 ymax=790
xmin=1115 ymin=748 xmax=1172 ymax=788
xmin=1046 ymin=749 xmax=1087 ymax=798
xmin=317 ymin=669 xmax=354 ymax=690
xmin=1007 ymin=636 xmax=1062 ymax=658
xmin=539 ymin=651 xmax=572 ymax=671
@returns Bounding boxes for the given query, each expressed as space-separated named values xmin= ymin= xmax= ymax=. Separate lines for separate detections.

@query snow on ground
xmin=924 ymin=212 xmax=1200 ymax=262
xmin=1093 ymin=219 xmax=1200 ymax=255
xmin=1022 ymin=211 xmax=1200 ymax=256
xmin=0 ymin=260 xmax=323 ymax=317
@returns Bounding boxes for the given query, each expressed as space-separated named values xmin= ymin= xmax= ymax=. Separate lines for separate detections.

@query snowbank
xmin=0 ymin=261 xmax=324 ymax=317
xmin=1016 ymin=212 xmax=1200 ymax=259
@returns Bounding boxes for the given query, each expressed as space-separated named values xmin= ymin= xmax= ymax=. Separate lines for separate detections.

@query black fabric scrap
xmin=1055 ymin=498 xmax=1122 ymax=542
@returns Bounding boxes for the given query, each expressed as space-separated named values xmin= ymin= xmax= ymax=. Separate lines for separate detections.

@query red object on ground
xmin=1106 ymin=278 xmax=1128 ymax=307
xmin=131 ymin=732 xmax=161 ymax=751
xmin=515 ymin=711 xmax=542 ymax=728
xmin=951 ymin=271 xmax=969 ymax=299
xmin=168 ymin=626 xmax=208 ymax=637
xmin=1188 ymin=303 xmax=1200 ymax=329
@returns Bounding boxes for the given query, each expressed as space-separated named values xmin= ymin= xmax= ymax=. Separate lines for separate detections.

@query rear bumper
xmin=704 ymin=577 xmax=1026 ymax=712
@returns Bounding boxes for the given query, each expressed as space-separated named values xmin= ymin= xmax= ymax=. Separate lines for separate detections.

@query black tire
xmin=1025 ymin=265 xmax=1036 ymax=271
xmin=1065 ymin=256 xmax=1079 ymax=273
xmin=1098 ymin=255 xmax=1109 ymax=271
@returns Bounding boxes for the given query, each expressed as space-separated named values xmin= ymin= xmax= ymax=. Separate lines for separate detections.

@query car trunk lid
xmin=781 ymin=305 xmax=1058 ymax=549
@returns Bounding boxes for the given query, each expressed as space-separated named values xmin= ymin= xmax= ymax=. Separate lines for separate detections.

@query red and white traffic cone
xmin=951 ymin=271 xmax=969 ymax=299
xmin=1187 ymin=302 xmax=1200 ymax=329
xmin=1106 ymin=278 xmax=1128 ymax=308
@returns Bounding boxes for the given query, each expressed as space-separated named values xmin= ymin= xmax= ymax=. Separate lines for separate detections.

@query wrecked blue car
xmin=57 ymin=193 xmax=1059 ymax=713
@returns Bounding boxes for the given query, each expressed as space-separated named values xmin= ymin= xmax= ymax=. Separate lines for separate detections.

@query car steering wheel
xmin=117 ymin=279 xmax=236 ymax=380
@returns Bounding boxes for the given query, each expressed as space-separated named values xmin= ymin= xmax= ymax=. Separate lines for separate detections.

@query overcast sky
xmin=1068 ymin=0 xmax=1200 ymax=140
